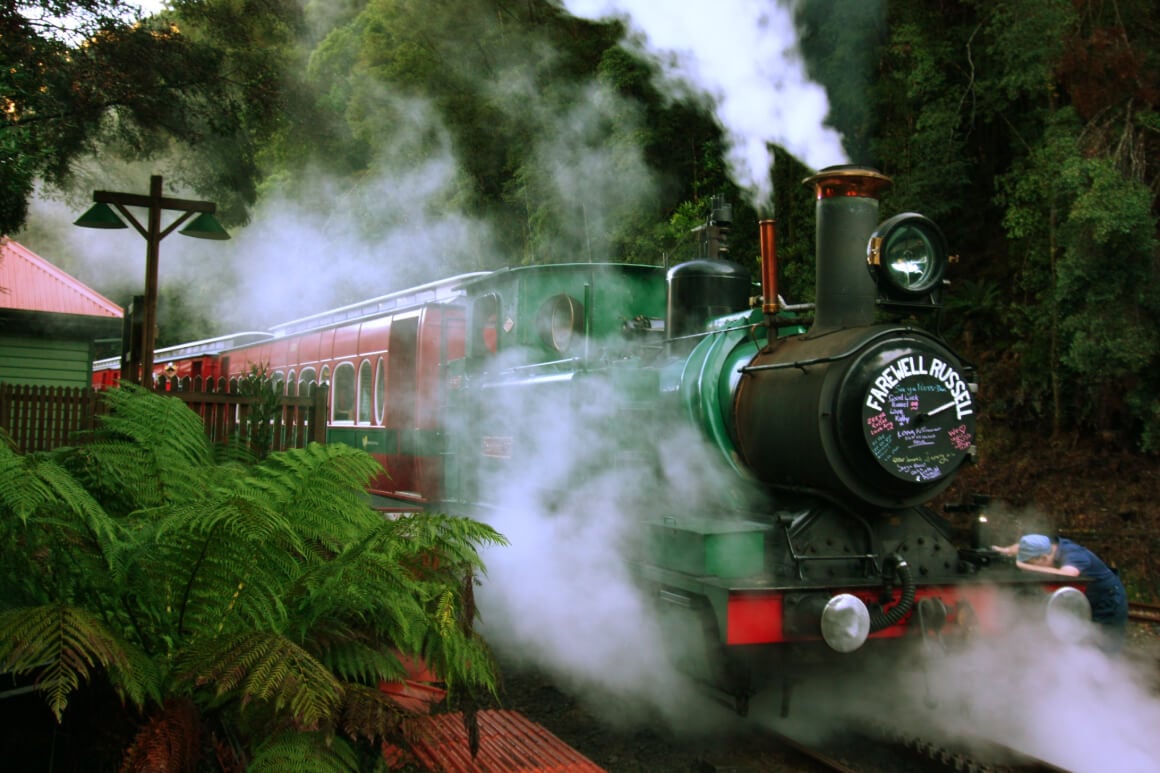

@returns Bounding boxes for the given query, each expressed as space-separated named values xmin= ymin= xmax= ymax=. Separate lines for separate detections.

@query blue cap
xmin=1018 ymin=534 xmax=1052 ymax=563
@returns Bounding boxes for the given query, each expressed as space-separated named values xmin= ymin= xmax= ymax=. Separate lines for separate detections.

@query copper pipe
xmin=759 ymin=219 xmax=778 ymax=315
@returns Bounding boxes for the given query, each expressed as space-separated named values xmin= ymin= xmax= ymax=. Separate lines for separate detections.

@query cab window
xmin=472 ymin=294 xmax=500 ymax=356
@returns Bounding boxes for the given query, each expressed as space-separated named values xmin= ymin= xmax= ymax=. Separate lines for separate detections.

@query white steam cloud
xmin=469 ymin=340 xmax=754 ymax=731
xmin=21 ymin=96 xmax=501 ymax=331
xmin=752 ymin=595 xmax=1160 ymax=773
xmin=557 ymin=0 xmax=849 ymax=206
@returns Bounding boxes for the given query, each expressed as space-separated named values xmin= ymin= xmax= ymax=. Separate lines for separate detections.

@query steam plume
xmin=556 ymin=0 xmax=849 ymax=205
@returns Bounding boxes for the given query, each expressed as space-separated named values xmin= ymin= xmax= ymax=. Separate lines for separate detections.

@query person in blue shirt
xmin=993 ymin=534 xmax=1128 ymax=652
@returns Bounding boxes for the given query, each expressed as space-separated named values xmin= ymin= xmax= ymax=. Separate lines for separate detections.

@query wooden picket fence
xmin=0 ymin=379 xmax=329 ymax=455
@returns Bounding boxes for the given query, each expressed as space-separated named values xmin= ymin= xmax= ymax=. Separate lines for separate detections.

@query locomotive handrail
xmin=665 ymin=322 xmax=754 ymax=345
xmin=506 ymin=356 xmax=583 ymax=373
xmin=738 ymin=327 xmax=909 ymax=373
xmin=779 ymin=509 xmax=880 ymax=580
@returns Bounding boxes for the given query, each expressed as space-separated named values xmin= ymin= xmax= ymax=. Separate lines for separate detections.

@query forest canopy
xmin=3 ymin=0 xmax=1158 ymax=449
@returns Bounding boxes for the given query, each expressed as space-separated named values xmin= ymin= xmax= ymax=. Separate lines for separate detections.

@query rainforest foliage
xmin=0 ymin=386 xmax=506 ymax=769
xmin=4 ymin=0 xmax=1159 ymax=451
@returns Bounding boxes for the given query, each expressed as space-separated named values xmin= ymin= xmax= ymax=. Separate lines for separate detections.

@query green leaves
xmin=0 ymin=603 xmax=158 ymax=721
xmin=182 ymin=631 xmax=344 ymax=730
xmin=0 ymin=387 xmax=506 ymax=767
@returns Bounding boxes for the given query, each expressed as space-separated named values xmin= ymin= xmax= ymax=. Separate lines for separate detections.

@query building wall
xmin=0 ymin=336 xmax=94 ymax=387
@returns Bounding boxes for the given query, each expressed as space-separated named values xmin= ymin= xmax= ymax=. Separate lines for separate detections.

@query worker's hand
xmin=991 ymin=545 xmax=1016 ymax=557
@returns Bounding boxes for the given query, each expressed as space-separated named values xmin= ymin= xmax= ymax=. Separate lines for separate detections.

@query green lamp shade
xmin=179 ymin=212 xmax=231 ymax=240
xmin=74 ymin=202 xmax=128 ymax=229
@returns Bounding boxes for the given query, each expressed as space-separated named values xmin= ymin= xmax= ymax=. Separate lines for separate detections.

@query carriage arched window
xmin=333 ymin=363 xmax=355 ymax=422
xmin=299 ymin=367 xmax=317 ymax=394
xmin=374 ymin=357 xmax=386 ymax=425
xmin=472 ymin=294 xmax=500 ymax=356
xmin=286 ymin=369 xmax=297 ymax=396
xmin=273 ymin=371 xmax=285 ymax=395
xmin=358 ymin=360 xmax=373 ymax=423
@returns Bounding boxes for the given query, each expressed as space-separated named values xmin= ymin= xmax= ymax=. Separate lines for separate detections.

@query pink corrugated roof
xmin=0 ymin=237 xmax=122 ymax=318
xmin=386 ymin=710 xmax=605 ymax=772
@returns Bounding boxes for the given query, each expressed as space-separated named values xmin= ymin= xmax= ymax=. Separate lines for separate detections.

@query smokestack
xmin=802 ymin=165 xmax=892 ymax=333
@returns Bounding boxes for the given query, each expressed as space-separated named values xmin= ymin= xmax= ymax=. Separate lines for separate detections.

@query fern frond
xmin=0 ymin=604 xmax=157 ymax=720
xmin=307 ymin=627 xmax=409 ymax=684
xmin=74 ymin=386 xmax=216 ymax=508
xmin=128 ymin=506 xmax=296 ymax=640
xmin=251 ymin=443 xmax=383 ymax=544
xmin=119 ymin=697 xmax=202 ymax=773
xmin=0 ymin=444 xmax=120 ymax=545
xmin=337 ymin=682 xmax=409 ymax=744
xmin=0 ymin=444 xmax=61 ymax=523
xmin=179 ymin=631 xmax=344 ymax=731
xmin=386 ymin=512 xmax=508 ymax=574
xmin=289 ymin=521 xmax=433 ymax=652
xmin=247 ymin=731 xmax=360 ymax=773
xmin=58 ymin=440 xmax=165 ymax=514
xmin=91 ymin=385 xmax=214 ymax=465
xmin=419 ymin=626 xmax=499 ymax=698
xmin=157 ymin=490 xmax=303 ymax=552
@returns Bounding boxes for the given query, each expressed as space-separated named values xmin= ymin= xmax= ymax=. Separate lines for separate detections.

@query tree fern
xmin=0 ymin=444 xmax=121 ymax=551
xmin=0 ymin=387 xmax=507 ymax=768
xmin=127 ymin=500 xmax=299 ymax=640
xmin=69 ymin=385 xmax=217 ymax=510
xmin=119 ymin=697 xmax=203 ymax=773
xmin=306 ymin=627 xmax=411 ymax=685
xmin=0 ymin=603 xmax=158 ymax=720
xmin=178 ymin=631 xmax=344 ymax=731
xmin=337 ymin=682 xmax=410 ymax=744
xmin=247 ymin=731 xmax=362 ymax=773
xmin=250 ymin=443 xmax=384 ymax=547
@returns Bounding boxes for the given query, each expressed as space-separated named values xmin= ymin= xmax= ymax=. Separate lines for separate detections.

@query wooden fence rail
xmin=0 ymin=380 xmax=329 ymax=455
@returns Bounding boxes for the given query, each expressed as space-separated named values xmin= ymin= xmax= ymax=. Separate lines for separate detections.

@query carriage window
xmin=374 ymin=357 xmax=386 ymax=424
xmin=333 ymin=363 xmax=355 ymax=421
xmin=287 ymin=369 xmax=297 ymax=396
xmin=320 ymin=365 xmax=330 ymax=385
xmin=273 ymin=371 xmax=285 ymax=394
xmin=358 ymin=360 xmax=373 ymax=423
xmin=299 ymin=367 xmax=317 ymax=393
xmin=472 ymin=294 xmax=500 ymax=356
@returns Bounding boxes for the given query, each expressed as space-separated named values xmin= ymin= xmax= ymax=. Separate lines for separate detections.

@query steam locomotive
xmin=94 ymin=165 xmax=1091 ymax=713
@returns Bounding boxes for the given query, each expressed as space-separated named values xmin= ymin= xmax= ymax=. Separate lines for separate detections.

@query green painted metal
xmin=463 ymin=263 xmax=667 ymax=355
xmin=646 ymin=518 xmax=768 ymax=579
xmin=327 ymin=425 xmax=391 ymax=454
xmin=325 ymin=425 xmax=444 ymax=457
xmin=676 ymin=311 xmax=760 ymax=478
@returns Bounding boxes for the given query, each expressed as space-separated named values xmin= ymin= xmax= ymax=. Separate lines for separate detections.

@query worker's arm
xmin=1014 ymin=561 xmax=1081 ymax=577
xmin=991 ymin=543 xmax=1019 ymax=557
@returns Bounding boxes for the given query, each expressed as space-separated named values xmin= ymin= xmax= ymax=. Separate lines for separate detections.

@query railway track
xmin=766 ymin=726 xmax=1076 ymax=773
xmin=1128 ymin=600 xmax=1160 ymax=624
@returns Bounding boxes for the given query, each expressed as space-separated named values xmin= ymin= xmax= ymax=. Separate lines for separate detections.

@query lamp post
xmin=75 ymin=175 xmax=229 ymax=385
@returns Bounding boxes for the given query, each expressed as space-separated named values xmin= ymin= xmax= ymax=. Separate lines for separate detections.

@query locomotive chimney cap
xmin=804 ymin=165 xmax=892 ymax=200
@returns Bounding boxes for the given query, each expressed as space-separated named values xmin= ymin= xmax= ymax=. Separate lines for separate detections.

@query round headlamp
xmin=536 ymin=293 xmax=584 ymax=354
xmin=820 ymin=593 xmax=871 ymax=653
xmin=868 ymin=213 xmax=948 ymax=298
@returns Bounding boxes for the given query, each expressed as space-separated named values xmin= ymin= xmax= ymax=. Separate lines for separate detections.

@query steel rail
xmin=1128 ymin=600 xmax=1160 ymax=623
